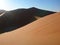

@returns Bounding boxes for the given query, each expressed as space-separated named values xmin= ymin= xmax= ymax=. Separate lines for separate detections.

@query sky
xmin=0 ymin=0 xmax=60 ymax=12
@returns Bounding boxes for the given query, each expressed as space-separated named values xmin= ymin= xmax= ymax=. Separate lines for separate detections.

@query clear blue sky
xmin=0 ymin=0 xmax=60 ymax=12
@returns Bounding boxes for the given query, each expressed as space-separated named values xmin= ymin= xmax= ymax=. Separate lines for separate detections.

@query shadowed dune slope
xmin=0 ymin=7 xmax=55 ymax=34
xmin=0 ymin=12 xmax=60 ymax=45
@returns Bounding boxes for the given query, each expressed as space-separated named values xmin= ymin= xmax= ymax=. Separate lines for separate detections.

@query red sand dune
xmin=0 ymin=12 xmax=60 ymax=45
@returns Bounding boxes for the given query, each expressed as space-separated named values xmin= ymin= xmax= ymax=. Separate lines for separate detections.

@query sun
xmin=0 ymin=0 xmax=9 ymax=10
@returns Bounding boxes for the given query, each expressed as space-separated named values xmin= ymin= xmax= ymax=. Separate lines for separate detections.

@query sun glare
xmin=0 ymin=0 xmax=9 ymax=10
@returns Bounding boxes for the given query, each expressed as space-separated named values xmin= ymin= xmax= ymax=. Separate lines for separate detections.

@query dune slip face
xmin=0 ymin=12 xmax=60 ymax=45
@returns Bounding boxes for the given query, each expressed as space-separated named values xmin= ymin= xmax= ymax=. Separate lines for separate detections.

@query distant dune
xmin=0 ymin=12 xmax=60 ymax=45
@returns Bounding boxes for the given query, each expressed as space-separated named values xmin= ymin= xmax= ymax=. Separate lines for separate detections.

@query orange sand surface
xmin=0 ymin=12 xmax=60 ymax=45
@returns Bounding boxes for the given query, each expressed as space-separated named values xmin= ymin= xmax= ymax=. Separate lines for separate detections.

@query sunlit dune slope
xmin=0 ymin=10 xmax=6 ymax=15
xmin=0 ymin=12 xmax=60 ymax=45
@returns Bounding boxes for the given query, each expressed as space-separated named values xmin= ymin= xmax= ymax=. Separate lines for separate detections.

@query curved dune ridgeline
xmin=0 ymin=12 xmax=60 ymax=45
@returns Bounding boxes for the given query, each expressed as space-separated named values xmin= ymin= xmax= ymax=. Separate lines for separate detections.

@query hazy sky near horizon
xmin=0 ymin=0 xmax=60 ymax=12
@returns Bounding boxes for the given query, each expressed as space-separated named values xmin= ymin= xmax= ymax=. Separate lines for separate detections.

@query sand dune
xmin=0 ymin=12 xmax=60 ymax=45
xmin=0 ymin=7 xmax=55 ymax=34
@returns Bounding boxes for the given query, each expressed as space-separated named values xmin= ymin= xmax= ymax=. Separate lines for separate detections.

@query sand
xmin=0 ymin=12 xmax=60 ymax=45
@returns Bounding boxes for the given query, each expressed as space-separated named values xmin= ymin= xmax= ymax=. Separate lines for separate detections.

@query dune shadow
xmin=0 ymin=7 xmax=55 ymax=34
